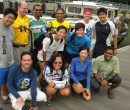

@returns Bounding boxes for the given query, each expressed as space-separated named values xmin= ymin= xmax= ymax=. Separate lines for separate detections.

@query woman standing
xmin=70 ymin=46 xmax=92 ymax=101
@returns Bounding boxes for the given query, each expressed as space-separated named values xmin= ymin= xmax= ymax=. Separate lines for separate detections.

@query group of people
xmin=0 ymin=1 xmax=123 ymax=110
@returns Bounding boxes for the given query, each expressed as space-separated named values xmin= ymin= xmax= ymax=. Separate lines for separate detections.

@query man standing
xmin=7 ymin=52 xmax=47 ymax=110
xmin=78 ymin=9 xmax=95 ymax=40
xmin=29 ymin=4 xmax=46 ymax=70
xmin=12 ymin=1 xmax=30 ymax=64
xmin=91 ymin=46 xmax=122 ymax=99
xmin=0 ymin=8 xmax=17 ymax=110
xmin=92 ymin=7 xmax=118 ymax=58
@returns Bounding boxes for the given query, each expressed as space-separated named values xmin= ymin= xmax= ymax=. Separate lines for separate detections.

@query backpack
xmin=34 ymin=34 xmax=63 ymax=52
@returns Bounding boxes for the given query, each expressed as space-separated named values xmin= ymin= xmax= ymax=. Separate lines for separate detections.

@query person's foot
xmin=1 ymin=98 xmax=11 ymax=104
xmin=107 ymin=88 xmax=114 ymax=99
xmin=47 ymin=96 xmax=52 ymax=106
xmin=25 ymin=100 xmax=32 ymax=108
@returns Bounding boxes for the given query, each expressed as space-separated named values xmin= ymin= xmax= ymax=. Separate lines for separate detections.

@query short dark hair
xmin=55 ymin=8 xmax=65 ymax=14
xmin=33 ymin=4 xmax=42 ymax=10
xmin=104 ymin=46 xmax=114 ymax=53
xmin=3 ymin=8 xmax=17 ymax=19
xmin=97 ymin=7 xmax=107 ymax=16
xmin=75 ymin=23 xmax=85 ymax=31
xmin=48 ymin=53 xmax=65 ymax=73
xmin=79 ymin=46 xmax=89 ymax=53
xmin=57 ymin=25 xmax=67 ymax=33
xmin=21 ymin=51 xmax=33 ymax=60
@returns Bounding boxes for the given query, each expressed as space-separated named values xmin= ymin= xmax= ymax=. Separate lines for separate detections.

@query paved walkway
xmin=3 ymin=46 xmax=130 ymax=110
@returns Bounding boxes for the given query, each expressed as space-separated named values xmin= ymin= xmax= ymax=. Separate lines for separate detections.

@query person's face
xmin=21 ymin=54 xmax=32 ymax=70
xmin=33 ymin=6 xmax=42 ymax=18
xmin=104 ymin=49 xmax=114 ymax=61
xmin=53 ymin=57 xmax=62 ymax=70
xmin=18 ymin=3 xmax=28 ymax=16
xmin=83 ymin=12 xmax=92 ymax=20
xmin=75 ymin=28 xmax=84 ymax=38
xmin=56 ymin=29 xmax=66 ymax=39
xmin=56 ymin=10 xmax=65 ymax=21
xmin=98 ymin=12 xmax=107 ymax=22
xmin=79 ymin=49 xmax=88 ymax=61
xmin=3 ymin=14 xmax=16 ymax=27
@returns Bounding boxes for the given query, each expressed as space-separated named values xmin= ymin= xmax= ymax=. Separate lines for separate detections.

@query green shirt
xmin=92 ymin=55 xmax=120 ymax=79
xmin=30 ymin=16 xmax=46 ymax=49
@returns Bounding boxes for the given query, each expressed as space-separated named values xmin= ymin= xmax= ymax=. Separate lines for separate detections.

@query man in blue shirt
xmin=7 ymin=52 xmax=47 ymax=110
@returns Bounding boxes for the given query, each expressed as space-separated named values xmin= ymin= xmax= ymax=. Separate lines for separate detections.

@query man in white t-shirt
xmin=78 ymin=9 xmax=95 ymax=40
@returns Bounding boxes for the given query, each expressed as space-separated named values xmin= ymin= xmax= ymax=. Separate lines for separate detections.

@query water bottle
xmin=41 ymin=26 xmax=47 ymax=34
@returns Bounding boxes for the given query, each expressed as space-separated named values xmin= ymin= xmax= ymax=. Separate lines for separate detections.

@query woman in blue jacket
xmin=70 ymin=46 xmax=92 ymax=101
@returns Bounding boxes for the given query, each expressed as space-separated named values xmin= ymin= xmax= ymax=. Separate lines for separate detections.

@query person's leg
xmin=90 ymin=77 xmax=100 ymax=92
xmin=107 ymin=75 xmax=122 ymax=99
xmin=9 ymin=90 xmax=29 ymax=110
xmin=58 ymin=87 xmax=70 ymax=96
xmin=72 ymin=83 xmax=83 ymax=94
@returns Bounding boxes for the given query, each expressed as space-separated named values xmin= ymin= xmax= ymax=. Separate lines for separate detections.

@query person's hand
xmin=66 ymin=81 xmax=70 ymax=87
xmin=29 ymin=106 xmax=39 ymax=110
xmin=16 ymin=97 xmax=24 ymax=106
xmin=48 ymin=81 xmax=55 ymax=88
xmin=100 ymin=79 xmax=107 ymax=90
xmin=76 ymin=83 xmax=83 ymax=93
xmin=39 ymin=61 xmax=45 ymax=70
xmin=83 ymin=88 xmax=91 ymax=101
xmin=114 ymin=49 xmax=118 ymax=55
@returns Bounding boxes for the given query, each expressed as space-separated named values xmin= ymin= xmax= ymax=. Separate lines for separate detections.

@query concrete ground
xmin=2 ymin=46 xmax=130 ymax=110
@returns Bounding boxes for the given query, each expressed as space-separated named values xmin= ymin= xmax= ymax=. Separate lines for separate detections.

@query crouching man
xmin=91 ymin=46 xmax=122 ymax=99
xmin=7 ymin=52 xmax=47 ymax=110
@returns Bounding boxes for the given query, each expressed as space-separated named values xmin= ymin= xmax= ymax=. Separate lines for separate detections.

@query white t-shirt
xmin=37 ymin=35 xmax=65 ymax=61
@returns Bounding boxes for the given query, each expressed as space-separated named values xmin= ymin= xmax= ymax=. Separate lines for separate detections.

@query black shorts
xmin=41 ymin=79 xmax=48 ymax=89
xmin=65 ymin=51 xmax=79 ymax=64
xmin=92 ymin=45 xmax=107 ymax=58
xmin=70 ymin=79 xmax=86 ymax=88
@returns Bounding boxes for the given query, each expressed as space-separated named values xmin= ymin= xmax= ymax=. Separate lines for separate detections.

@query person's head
xmin=119 ymin=15 xmax=124 ymax=23
xmin=56 ymin=26 xmax=67 ymax=39
xmin=97 ymin=7 xmax=107 ymax=22
xmin=104 ymin=46 xmax=114 ymax=61
xmin=75 ymin=23 xmax=85 ymax=38
xmin=18 ymin=1 xmax=28 ymax=17
xmin=2 ymin=8 xmax=17 ymax=27
xmin=33 ymin=4 xmax=42 ymax=18
xmin=48 ymin=53 xmax=65 ymax=71
xmin=83 ymin=9 xmax=92 ymax=20
xmin=20 ymin=52 xmax=33 ymax=71
xmin=79 ymin=46 xmax=89 ymax=61
xmin=55 ymin=8 xmax=65 ymax=21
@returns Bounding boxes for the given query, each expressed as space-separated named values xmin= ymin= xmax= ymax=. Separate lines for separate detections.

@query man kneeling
xmin=7 ymin=52 xmax=47 ymax=110
xmin=91 ymin=46 xmax=122 ymax=99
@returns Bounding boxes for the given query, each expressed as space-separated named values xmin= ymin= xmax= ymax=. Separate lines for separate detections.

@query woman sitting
xmin=69 ymin=46 xmax=92 ymax=101
xmin=42 ymin=53 xmax=70 ymax=106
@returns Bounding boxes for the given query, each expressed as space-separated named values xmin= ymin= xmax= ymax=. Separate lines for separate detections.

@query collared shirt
xmin=92 ymin=55 xmax=119 ymax=78
xmin=12 ymin=15 xmax=30 ymax=45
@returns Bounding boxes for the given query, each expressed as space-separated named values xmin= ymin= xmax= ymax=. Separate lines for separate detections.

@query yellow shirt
xmin=12 ymin=15 xmax=29 ymax=45
xmin=47 ymin=19 xmax=71 ymax=32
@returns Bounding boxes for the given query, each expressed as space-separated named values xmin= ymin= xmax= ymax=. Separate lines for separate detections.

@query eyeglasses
xmin=54 ymin=62 xmax=62 ymax=64
xmin=35 ymin=9 xmax=42 ymax=12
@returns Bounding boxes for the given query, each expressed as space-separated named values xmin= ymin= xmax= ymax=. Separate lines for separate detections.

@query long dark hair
xmin=47 ymin=53 xmax=66 ymax=73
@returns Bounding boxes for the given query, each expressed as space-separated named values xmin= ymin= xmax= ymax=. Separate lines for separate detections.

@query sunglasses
xmin=54 ymin=62 xmax=62 ymax=64
xmin=35 ymin=9 xmax=42 ymax=12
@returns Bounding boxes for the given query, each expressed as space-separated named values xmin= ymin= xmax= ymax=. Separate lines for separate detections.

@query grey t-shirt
xmin=0 ymin=20 xmax=14 ymax=68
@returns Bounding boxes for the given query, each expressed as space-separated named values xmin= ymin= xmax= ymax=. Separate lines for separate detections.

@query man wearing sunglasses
xmin=29 ymin=4 xmax=46 ymax=72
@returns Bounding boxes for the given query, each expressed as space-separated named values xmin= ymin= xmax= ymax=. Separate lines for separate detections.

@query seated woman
xmin=69 ymin=46 xmax=92 ymax=101
xmin=42 ymin=53 xmax=70 ymax=106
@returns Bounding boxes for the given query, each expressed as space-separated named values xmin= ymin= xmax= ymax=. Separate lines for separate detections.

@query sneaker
xmin=1 ymin=98 xmax=11 ymax=104
xmin=47 ymin=96 xmax=52 ymax=106
xmin=25 ymin=100 xmax=32 ymax=108
xmin=107 ymin=88 xmax=114 ymax=99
